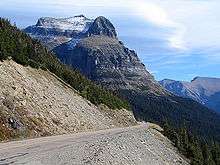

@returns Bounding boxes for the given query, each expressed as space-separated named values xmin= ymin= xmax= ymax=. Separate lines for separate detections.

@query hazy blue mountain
xmin=160 ymin=77 xmax=220 ymax=113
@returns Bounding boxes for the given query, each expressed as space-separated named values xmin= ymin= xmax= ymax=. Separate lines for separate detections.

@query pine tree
xmin=211 ymin=142 xmax=220 ymax=165
xmin=202 ymin=143 xmax=215 ymax=165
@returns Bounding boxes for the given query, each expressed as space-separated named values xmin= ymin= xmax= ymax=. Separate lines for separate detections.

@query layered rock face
xmin=26 ymin=15 xmax=158 ymax=91
xmin=54 ymin=36 xmax=164 ymax=92
xmin=24 ymin=15 xmax=117 ymax=50
xmin=160 ymin=77 xmax=220 ymax=113
xmin=52 ymin=16 xmax=166 ymax=94
xmin=86 ymin=16 xmax=117 ymax=38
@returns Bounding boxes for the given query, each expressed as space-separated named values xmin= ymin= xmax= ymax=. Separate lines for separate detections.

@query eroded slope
xmin=0 ymin=60 xmax=136 ymax=141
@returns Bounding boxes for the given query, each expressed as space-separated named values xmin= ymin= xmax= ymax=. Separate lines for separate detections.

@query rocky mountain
xmin=54 ymin=36 xmax=165 ymax=93
xmin=25 ymin=15 xmax=220 ymax=142
xmin=24 ymin=15 xmax=117 ymax=50
xmin=86 ymin=16 xmax=117 ymax=38
xmin=25 ymin=15 xmax=167 ymax=94
xmin=160 ymin=77 xmax=220 ymax=113
xmin=1 ymin=17 xmax=219 ymax=164
xmin=52 ymin=17 xmax=166 ymax=95
xmin=24 ymin=15 xmax=93 ymax=49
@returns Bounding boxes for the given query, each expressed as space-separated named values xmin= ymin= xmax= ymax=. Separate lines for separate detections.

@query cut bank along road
xmin=0 ymin=123 xmax=188 ymax=165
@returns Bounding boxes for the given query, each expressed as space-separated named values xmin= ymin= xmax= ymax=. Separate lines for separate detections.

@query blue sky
xmin=0 ymin=0 xmax=220 ymax=81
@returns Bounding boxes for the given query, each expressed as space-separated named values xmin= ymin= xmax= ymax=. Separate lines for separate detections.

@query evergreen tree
xmin=202 ymin=143 xmax=215 ymax=165
xmin=211 ymin=142 xmax=220 ymax=165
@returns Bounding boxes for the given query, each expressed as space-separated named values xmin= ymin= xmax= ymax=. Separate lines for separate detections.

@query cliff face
xmin=54 ymin=36 xmax=164 ymax=93
xmin=0 ymin=60 xmax=137 ymax=141
xmin=25 ymin=15 xmax=165 ymax=94
xmin=52 ymin=16 xmax=166 ymax=95
xmin=86 ymin=16 xmax=117 ymax=38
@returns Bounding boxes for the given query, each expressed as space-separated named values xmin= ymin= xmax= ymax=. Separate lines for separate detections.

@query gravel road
xmin=0 ymin=123 xmax=188 ymax=165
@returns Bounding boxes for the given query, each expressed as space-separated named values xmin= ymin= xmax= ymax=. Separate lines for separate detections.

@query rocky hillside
xmin=1 ymin=18 xmax=130 ymax=111
xmin=0 ymin=60 xmax=136 ymax=141
xmin=0 ymin=18 xmax=136 ymax=141
xmin=160 ymin=77 xmax=220 ymax=113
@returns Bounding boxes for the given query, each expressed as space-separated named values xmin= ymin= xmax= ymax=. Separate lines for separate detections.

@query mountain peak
xmin=191 ymin=76 xmax=201 ymax=82
xmin=160 ymin=76 xmax=220 ymax=113
xmin=34 ymin=15 xmax=93 ymax=32
xmin=87 ymin=16 xmax=117 ymax=38
xmin=74 ymin=14 xmax=86 ymax=18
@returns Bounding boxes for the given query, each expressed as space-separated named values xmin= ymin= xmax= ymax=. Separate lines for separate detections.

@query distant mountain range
xmin=24 ymin=15 xmax=220 ymax=141
xmin=160 ymin=77 xmax=220 ymax=113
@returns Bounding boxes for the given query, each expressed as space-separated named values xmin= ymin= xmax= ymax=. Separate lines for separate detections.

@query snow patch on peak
xmin=36 ymin=15 xmax=94 ymax=33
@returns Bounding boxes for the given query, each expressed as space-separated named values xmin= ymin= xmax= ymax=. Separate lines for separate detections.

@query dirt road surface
xmin=0 ymin=123 xmax=188 ymax=165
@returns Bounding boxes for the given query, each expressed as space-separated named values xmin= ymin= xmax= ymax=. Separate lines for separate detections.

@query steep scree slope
xmin=0 ymin=60 xmax=137 ymax=141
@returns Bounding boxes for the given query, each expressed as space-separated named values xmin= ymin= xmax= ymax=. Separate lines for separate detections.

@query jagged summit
xmin=191 ymin=76 xmax=200 ymax=82
xmin=26 ymin=15 xmax=165 ymax=93
xmin=32 ymin=15 xmax=93 ymax=32
xmin=87 ymin=16 xmax=117 ymax=38
xmin=24 ymin=15 xmax=117 ymax=49
xmin=191 ymin=76 xmax=220 ymax=83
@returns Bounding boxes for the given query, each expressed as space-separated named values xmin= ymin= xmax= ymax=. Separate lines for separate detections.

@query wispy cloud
xmin=126 ymin=0 xmax=187 ymax=49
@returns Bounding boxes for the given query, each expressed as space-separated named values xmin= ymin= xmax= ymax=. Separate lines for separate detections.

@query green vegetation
xmin=163 ymin=122 xmax=220 ymax=165
xmin=119 ymin=89 xmax=220 ymax=165
xmin=0 ymin=18 xmax=130 ymax=110
xmin=119 ymin=90 xmax=220 ymax=140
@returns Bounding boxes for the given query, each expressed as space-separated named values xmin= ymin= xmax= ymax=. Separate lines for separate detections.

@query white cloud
xmin=124 ymin=0 xmax=187 ymax=49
